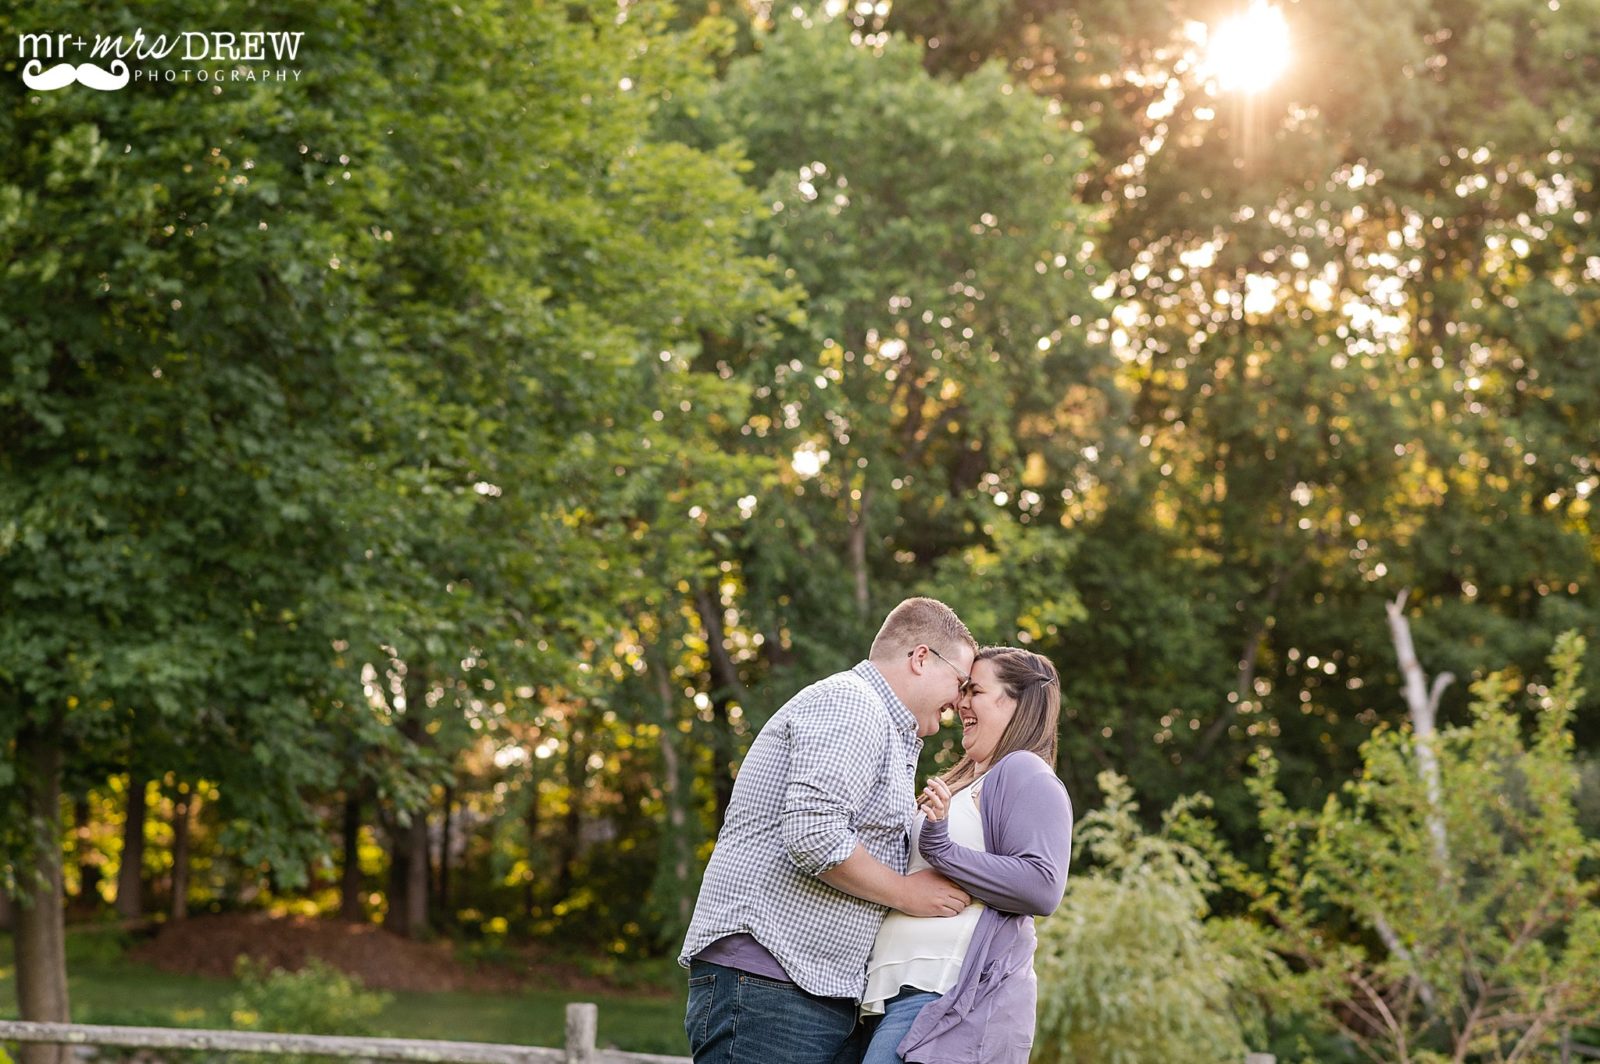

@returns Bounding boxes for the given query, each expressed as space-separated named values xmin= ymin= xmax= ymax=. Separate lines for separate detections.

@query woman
xmin=858 ymin=646 xmax=1073 ymax=1064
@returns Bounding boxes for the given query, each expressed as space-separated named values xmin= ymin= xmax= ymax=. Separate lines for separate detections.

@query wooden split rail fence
xmin=5 ymin=1009 xmax=1597 ymax=1063
xmin=0 ymin=1005 xmax=686 ymax=1064
xmin=0 ymin=1010 xmax=1278 ymax=1063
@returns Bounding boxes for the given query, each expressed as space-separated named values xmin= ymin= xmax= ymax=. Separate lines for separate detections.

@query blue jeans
xmin=685 ymin=960 xmax=862 ymax=1064
xmin=860 ymin=988 xmax=941 ymax=1064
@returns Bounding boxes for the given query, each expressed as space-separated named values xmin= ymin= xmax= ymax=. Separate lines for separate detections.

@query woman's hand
xmin=918 ymin=777 xmax=952 ymax=822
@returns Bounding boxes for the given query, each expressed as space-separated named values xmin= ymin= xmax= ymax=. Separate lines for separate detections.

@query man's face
xmin=927 ymin=645 xmax=976 ymax=707
xmin=912 ymin=644 xmax=976 ymax=736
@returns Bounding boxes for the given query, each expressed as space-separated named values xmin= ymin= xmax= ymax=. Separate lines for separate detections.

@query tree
xmin=868 ymin=0 xmax=1600 ymax=832
xmin=0 ymin=0 xmax=412 ymax=1044
xmin=677 ymin=15 xmax=1113 ymax=745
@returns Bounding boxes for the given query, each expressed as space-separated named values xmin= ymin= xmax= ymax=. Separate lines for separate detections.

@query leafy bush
xmin=1033 ymin=773 xmax=1286 ymax=1064
xmin=227 ymin=957 xmax=391 ymax=1064
xmin=1233 ymin=632 xmax=1600 ymax=1063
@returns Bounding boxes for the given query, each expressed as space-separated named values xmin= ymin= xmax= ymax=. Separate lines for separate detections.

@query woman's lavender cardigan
xmin=897 ymin=749 xmax=1073 ymax=1064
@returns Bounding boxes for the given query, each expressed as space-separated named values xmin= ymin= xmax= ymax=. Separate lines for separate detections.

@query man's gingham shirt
xmin=679 ymin=661 xmax=923 ymax=999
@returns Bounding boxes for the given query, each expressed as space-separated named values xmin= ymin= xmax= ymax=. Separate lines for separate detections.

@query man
xmin=679 ymin=597 xmax=978 ymax=1063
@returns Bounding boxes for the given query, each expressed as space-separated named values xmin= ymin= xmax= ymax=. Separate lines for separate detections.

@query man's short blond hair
xmin=869 ymin=597 xmax=976 ymax=661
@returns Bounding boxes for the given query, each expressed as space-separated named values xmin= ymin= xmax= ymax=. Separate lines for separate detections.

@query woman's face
xmin=958 ymin=659 xmax=1017 ymax=769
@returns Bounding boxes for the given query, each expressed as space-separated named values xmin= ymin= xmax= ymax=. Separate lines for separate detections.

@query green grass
xmin=0 ymin=930 xmax=688 ymax=1055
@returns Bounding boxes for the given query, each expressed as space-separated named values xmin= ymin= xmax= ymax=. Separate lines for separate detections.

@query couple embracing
xmin=679 ymin=598 xmax=1074 ymax=1063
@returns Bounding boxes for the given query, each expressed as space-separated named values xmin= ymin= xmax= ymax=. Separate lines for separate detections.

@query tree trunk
xmin=847 ymin=484 xmax=873 ymax=621
xmin=115 ymin=773 xmax=148 ymax=921
xmin=0 ymin=886 xmax=13 ymax=931
xmin=402 ymin=668 xmax=431 ymax=938
xmin=694 ymin=586 xmax=744 ymax=825
xmin=651 ymin=653 xmax=694 ymax=937
xmin=14 ymin=707 xmax=71 ymax=1064
xmin=435 ymin=785 xmax=454 ymax=927
xmin=382 ymin=667 xmax=433 ymax=940
xmin=72 ymin=794 xmax=102 ymax=906
xmin=555 ymin=730 xmax=585 ymax=904
xmin=339 ymin=790 xmax=365 ymax=922
xmin=1380 ymin=590 xmax=1448 ymax=1014
xmin=381 ymin=806 xmax=430 ymax=939
xmin=1386 ymin=589 xmax=1453 ymax=866
xmin=382 ymin=815 xmax=406 ymax=936
xmin=404 ymin=812 xmax=429 ymax=938
xmin=169 ymin=785 xmax=193 ymax=922
xmin=523 ymin=770 xmax=541 ymax=919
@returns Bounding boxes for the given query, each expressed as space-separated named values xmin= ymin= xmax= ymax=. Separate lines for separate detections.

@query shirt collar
xmin=853 ymin=660 xmax=918 ymax=738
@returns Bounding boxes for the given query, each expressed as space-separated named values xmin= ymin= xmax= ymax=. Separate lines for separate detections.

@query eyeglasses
xmin=911 ymin=646 xmax=975 ymax=698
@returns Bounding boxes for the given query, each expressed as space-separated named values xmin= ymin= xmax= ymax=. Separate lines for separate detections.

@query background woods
xmin=2 ymin=0 xmax=1597 ymax=1060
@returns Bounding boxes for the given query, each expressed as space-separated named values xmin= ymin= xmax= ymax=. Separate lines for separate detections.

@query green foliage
xmin=0 ymin=0 xmax=786 ymax=956
xmin=1235 ymin=632 xmax=1600 ymax=1062
xmin=682 ymin=14 xmax=1114 ymax=687
xmin=0 ymin=0 xmax=409 ymax=884
xmin=1034 ymin=773 xmax=1286 ymax=1064
xmin=228 ymin=957 xmax=390 ymax=1060
xmin=879 ymin=0 xmax=1600 ymax=837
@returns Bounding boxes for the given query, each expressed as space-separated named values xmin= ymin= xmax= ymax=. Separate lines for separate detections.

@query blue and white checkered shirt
xmin=679 ymin=660 xmax=923 ymax=999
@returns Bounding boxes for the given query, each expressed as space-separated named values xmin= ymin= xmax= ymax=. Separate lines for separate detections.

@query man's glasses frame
xmin=910 ymin=645 xmax=975 ymax=698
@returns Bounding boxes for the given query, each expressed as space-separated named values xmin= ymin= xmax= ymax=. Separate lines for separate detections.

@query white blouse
xmin=860 ymin=775 xmax=987 ymax=1016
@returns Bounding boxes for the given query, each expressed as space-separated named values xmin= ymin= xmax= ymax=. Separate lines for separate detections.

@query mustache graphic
xmin=22 ymin=59 xmax=131 ymax=91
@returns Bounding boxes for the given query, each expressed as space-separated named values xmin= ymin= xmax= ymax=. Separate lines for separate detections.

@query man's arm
xmin=779 ymin=688 xmax=888 ymax=876
xmin=778 ymin=684 xmax=970 ymax=917
xmin=819 ymin=845 xmax=970 ymax=917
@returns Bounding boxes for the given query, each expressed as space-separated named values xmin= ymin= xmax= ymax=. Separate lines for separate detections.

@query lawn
xmin=0 ymin=929 xmax=689 ymax=1056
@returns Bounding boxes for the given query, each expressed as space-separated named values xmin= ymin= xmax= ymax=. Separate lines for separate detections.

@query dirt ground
xmin=128 ymin=913 xmax=639 ymax=996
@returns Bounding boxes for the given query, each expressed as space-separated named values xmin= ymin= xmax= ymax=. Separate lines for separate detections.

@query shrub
xmin=1033 ymin=773 xmax=1285 ymax=1064
xmin=227 ymin=957 xmax=391 ymax=1064
xmin=1235 ymin=632 xmax=1600 ymax=1063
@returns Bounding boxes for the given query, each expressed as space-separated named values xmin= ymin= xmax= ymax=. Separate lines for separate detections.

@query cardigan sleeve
xmin=917 ymin=753 xmax=1073 ymax=916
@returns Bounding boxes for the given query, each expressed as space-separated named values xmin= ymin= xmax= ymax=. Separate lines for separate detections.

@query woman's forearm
xmin=918 ymin=819 xmax=1066 ymax=915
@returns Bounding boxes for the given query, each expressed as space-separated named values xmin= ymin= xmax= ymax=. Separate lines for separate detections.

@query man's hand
xmin=815 ymin=845 xmax=968 ymax=916
xmin=895 ymin=868 xmax=969 ymax=918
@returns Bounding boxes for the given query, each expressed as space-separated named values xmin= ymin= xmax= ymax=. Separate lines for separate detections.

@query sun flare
xmin=1204 ymin=0 xmax=1292 ymax=93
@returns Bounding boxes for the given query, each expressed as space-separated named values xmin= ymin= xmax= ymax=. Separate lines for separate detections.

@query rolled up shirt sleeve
xmin=781 ymin=691 xmax=888 ymax=876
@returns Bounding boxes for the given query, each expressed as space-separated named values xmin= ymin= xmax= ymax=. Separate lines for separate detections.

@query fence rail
xmin=0 ymin=1005 xmax=690 ymax=1064
xmin=5 ymin=1011 xmax=1594 ymax=1064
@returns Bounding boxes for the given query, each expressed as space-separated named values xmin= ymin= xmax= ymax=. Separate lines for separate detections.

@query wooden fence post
xmin=564 ymin=1003 xmax=597 ymax=1064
